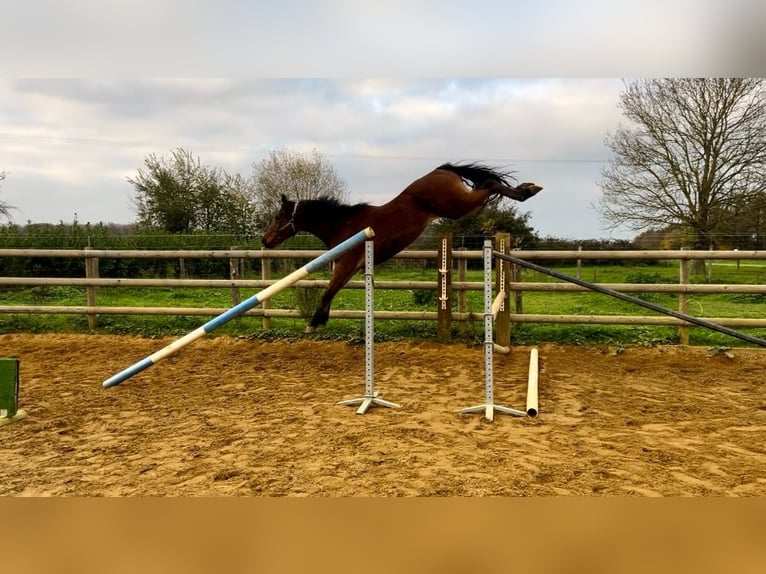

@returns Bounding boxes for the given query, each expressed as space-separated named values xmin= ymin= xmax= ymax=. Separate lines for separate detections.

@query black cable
xmin=494 ymin=250 xmax=766 ymax=348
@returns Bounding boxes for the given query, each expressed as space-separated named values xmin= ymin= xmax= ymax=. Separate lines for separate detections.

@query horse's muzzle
xmin=261 ymin=234 xmax=276 ymax=248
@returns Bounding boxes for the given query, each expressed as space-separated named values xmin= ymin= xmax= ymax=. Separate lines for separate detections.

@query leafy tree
xmin=128 ymin=148 xmax=257 ymax=235
xmin=252 ymin=148 xmax=348 ymax=230
xmin=429 ymin=204 xmax=539 ymax=249
xmin=599 ymin=78 xmax=766 ymax=252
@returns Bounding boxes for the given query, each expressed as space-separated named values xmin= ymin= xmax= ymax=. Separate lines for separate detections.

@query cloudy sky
xmin=1 ymin=78 xmax=629 ymax=239
xmin=1 ymin=1 xmax=763 ymax=240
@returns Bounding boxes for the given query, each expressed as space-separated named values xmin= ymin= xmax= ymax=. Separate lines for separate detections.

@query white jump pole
xmin=491 ymin=290 xmax=506 ymax=320
xmin=337 ymin=239 xmax=400 ymax=414
xmin=491 ymin=289 xmax=511 ymax=354
xmin=102 ymin=227 xmax=375 ymax=389
xmin=526 ymin=347 xmax=539 ymax=418
xmin=459 ymin=239 xmax=526 ymax=421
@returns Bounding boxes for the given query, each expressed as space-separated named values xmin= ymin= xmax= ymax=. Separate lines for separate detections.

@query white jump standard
xmin=337 ymin=239 xmax=400 ymax=414
xmin=102 ymin=227 xmax=376 ymax=389
xmin=460 ymin=240 xmax=528 ymax=422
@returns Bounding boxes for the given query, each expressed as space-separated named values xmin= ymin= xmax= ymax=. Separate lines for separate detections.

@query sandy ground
xmin=1 ymin=333 xmax=765 ymax=496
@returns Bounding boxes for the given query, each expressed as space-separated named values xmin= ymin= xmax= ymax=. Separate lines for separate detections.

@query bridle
xmin=276 ymin=200 xmax=300 ymax=234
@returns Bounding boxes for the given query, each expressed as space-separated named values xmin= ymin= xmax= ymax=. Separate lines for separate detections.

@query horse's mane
xmin=437 ymin=162 xmax=517 ymax=188
xmin=300 ymin=196 xmax=369 ymax=218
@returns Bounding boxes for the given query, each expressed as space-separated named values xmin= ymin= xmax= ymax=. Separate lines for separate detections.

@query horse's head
xmin=262 ymin=194 xmax=299 ymax=248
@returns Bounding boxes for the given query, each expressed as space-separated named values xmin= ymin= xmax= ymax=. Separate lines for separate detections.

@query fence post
xmin=229 ymin=246 xmax=242 ymax=311
xmin=437 ymin=233 xmax=453 ymax=341
xmin=679 ymin=250 xmax=690 ymax=345
xmin=494 ymin=232 xmax=512 ymax=348
xmin=457 ymin=248 xmax=467 ymax=314
xmin=178 ymin=257 xmax=187 ymax=279
xmin=510 ymin=247 xmax=523 ymax=315
xmin=261 ymin=254 xmax=272 ymax=330
xmin=84 ymin=246 xmax=99 ymax=330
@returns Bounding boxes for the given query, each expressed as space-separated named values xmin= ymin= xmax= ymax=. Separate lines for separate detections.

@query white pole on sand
xmin=526 ymin=347 xmax=539 ymax=418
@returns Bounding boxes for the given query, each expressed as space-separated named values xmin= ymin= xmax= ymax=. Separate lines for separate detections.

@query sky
xmin=1 ymin=1 xmax=763 ymax=240
xmin=1 ymin=78 xmax=628 ymax=239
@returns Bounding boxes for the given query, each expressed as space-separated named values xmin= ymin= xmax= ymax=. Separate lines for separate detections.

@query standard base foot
xmin=0 ymin=409 xmax=27 ymax=426
xmin=458 ymin=404 xmax=526 ymax=422
xmin=338 ymin=392 xmax=401 ymax=415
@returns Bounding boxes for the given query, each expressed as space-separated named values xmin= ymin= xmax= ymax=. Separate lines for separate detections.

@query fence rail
xmin=3 ymin=238 xmax=766 ymax=344
xmin=3 ymin=247 xmax=766 ymax=260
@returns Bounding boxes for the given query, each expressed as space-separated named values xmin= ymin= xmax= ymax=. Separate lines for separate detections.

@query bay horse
xmin=261 ymin=162 xmax=542 ymax=332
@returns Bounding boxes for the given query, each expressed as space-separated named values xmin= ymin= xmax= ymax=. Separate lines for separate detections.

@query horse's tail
xmin=437 ymin=162 xmax=541 ymax=203
xmin=436 ymin=162 xmax=517 ymax=190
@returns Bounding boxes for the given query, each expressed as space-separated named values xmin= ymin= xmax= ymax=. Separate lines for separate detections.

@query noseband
xmin=277 ymin=201 xmax=300 ymax=234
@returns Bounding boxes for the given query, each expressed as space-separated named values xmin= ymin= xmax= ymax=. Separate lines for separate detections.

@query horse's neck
xmin=299 ymin=215 xmax=348 ymax=248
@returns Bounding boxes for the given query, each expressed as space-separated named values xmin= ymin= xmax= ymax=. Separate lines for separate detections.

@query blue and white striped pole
xmin=102 ymin=227 xmax=375 ymax=388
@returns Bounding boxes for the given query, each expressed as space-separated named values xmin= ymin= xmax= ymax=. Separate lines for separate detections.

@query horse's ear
xmin=280 ymin=194 xmax=289 ymax=205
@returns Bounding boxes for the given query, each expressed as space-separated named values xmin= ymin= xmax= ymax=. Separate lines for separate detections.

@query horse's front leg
xmin=306 ymin=254 xmax=362 ymax=333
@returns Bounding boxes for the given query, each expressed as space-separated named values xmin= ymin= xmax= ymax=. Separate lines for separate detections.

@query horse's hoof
xmin=518 ymin=182 xmax=543 ymax=196
xmin=505 ymin=182 xmax=542 ymax=201
xmin=305 ymin=325 xmax=324 ymax=334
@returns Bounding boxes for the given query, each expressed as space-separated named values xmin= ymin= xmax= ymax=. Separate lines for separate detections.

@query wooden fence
xmin=2 ymin=233 xmax=766 ymax=345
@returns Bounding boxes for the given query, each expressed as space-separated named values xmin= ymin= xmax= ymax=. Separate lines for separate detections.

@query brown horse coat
xmin=262 ymin=163 xmax=542 ymax=330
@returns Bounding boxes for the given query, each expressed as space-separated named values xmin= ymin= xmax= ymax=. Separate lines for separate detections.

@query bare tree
xmin=0 ymin=171 xmax=14 ymax=221
xmin=599 ymin=79 xmax=766 ymax=250
xmin=252 ymin=149 xmax=348 ymax=230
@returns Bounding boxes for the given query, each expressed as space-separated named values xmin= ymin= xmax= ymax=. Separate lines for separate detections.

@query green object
xmin=0 ymin=357 xmax=19 ymax=419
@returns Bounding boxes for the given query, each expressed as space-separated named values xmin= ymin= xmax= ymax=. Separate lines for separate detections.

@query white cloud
xmin=0 ymin=78 xmax=632 ymax=237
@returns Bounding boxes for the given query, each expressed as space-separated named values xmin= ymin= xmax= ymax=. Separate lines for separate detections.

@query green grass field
xmin=2 ymin=260 xmax=766 ymax=348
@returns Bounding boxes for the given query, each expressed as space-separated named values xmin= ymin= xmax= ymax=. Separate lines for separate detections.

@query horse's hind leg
xmin=486 ymin=181 xmax=543 ymax=202
xmin=410 ymin=179 xmax=493 ymax=219
xmin=408 ymin=172 xmax=541 ymax=219
xmin=306 ymin=253 xmax=362 ymax=332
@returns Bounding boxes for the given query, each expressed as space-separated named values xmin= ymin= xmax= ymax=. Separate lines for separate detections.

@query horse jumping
xmin=261 ymin=162 xmax=543 ymax=332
